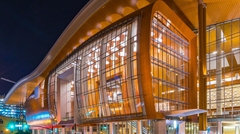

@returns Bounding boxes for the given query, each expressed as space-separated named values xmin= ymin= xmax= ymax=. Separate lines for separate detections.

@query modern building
xmin=0 ymin=96 xmax=28 ymax=133
xmin=0 ymin=95 xmax=25 ymax=119
xmin=3 ymin=0 xmax=240 ymax=134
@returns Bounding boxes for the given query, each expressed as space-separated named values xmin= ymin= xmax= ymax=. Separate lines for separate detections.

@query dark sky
xmin=0 ymin=1 xmax=89 ymax=95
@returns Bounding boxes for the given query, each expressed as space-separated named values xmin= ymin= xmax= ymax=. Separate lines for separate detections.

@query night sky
xmin=0 ymin=1 xmax=89 ymax=95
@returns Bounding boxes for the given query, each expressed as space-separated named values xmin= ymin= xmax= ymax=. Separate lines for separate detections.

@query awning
xmin=162 ymin=109 xmax=207 ymax=117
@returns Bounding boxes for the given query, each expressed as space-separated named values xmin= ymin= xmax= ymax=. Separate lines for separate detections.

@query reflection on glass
xmin=73 ymin=18 xmax=143 ymax=123
xmin=203 ymin=19 xmax=240 ymax=117
xmin=151 ymin=11 xmax=189 ymax=112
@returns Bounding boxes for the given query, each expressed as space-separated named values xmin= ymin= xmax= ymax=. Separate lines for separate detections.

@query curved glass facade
xmin=150 ymin=12 xmax=190 ymax=112
xmin=48 ymin=18 xmax=144 ymax=123
xmin=75 ymin=18 xmax=142 ymax=123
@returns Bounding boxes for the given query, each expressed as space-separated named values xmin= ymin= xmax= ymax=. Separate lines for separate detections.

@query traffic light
xmin=7 ymin=122 xmax=15 ymax=131
xmin=23 ymin=124 xmax=28 ymax=129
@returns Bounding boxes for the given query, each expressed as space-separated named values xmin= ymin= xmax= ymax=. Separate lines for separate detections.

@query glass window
xmin=151 ymin=11 xmax=190 ymax=112
xmin=73 ymin=18 xmax=143 ymax=123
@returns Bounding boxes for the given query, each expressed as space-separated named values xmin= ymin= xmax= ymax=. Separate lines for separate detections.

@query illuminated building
xmin=0 ymin=95 xmax=25 ymax=119
xmin=3 ymin=0 xmax=240 ymax=134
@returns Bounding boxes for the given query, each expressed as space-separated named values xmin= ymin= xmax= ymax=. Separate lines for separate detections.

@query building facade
xmin=4 ymin=0 xmax=240 ymax=134
xmin=204 ymin=18 xmax=240 ymax=133
xmin=42 ymin=1 xmax=198 ymax=133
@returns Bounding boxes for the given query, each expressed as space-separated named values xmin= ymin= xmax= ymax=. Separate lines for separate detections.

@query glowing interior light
xmin=87 ymin=61 xmax=94 ymax=65
xmin=86 ymin=110 xmax=95 ymax=116
xmin=119 ymin=52 xmax=126 ymax=56
xmin=134 ymin=36 xmax=137 ymax=41
xmin=106 ymin=61 xmax=109 ymax=64
xmin=92 ymin=47 xmax=99 ymax=52
xmin=133 ymin=42 xmax=137 ymax=52
xmin=94 ymin=64 xmax=99 ymax=69
xmin=88 ymin=53 xmax=92 ymax=57
xmin=119 ymin=48 xmax=126 ymax=56
xmin=92 ymin=47 xmax=96 ymax=51
xmin=157 ymin=34 xmax=162 ymax=42
xmin=211 ymin=51 xmax=217 ymax=55
xmin=110 ymin=54 xmax=118 ymax=60
xmin=88 ymin=67 xmax=95 ymax=73
xmin=221 ymin=29 xmax=227 ymax=42
xmin=110 ymin=47 xmax=118 ymax=52
xmin=180 ymin=47 xmax=185 ymax=55
xmin=120 ymin=41 xmax=126 ymax=47
xmin=166 ymin=19 xmax=171 ymax=27
xmin=112 ymin=36 xmax=120 ymax=41
xmin=151 ymin=31 xmax=154 ymax=37
xmin=173 ymin=120 xmax=177 ymax=128
xmin=95 ymin=57 xmax=100 ymax=61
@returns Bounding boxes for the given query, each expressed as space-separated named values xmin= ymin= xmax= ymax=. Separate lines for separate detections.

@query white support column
xmin=44 ymin=129 xmax=47 ymax=134
xmin=62 ymin=128 xmax=65 ymax=134
xmin=154 ymin=120 xmax=166 ymax=134
xmin=199 ymin=131 xmax=207 ymax=134
xmin=216 ymin=26 xmax=223 ymax=115
xmin=236 ymin=126 xmax=239 ymax=134
xmin=109 ymin=123 xmax=113 ymax=134
xmin=89 ymin=126 xmax=93 ymax=134
xmin=84 ymin=126 xmax=87 ymax=134
xmin=217 ymin=121 xmax=222 ymax=134
xmin=137 ymin=121 xmax=142 ymax=134
xmin=32 ymin=129 xmax=36 ymax=134
xmin=179 ymin=122 xmax=185 ymax=134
